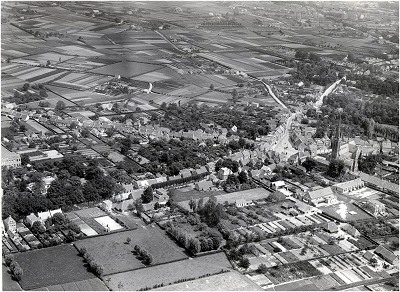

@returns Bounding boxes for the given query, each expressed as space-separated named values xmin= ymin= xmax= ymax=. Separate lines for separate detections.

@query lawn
xmin=14 ymin=245 xmax=95 ymax=290
xmin=104 ymin=252 xmax=232 ymax=291
xmin=170 ymin=188 xmax=226 ymax=202
xmin=74 ymin=226 xmax=187 ymax=275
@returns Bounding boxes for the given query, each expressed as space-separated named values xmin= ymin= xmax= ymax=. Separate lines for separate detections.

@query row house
xmin=332 ymin=178 xmax=365 ymax=195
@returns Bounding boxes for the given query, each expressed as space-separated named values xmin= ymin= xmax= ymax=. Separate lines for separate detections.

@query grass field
xmin=154 ymin=270 xmax=263 ymax=291
xmin=14 ymin=245 xmax=95 ymax=290
xmin=74 ymin=226 xmax=187 ymax=275
xmin=36 ymin=278 xmax=108 ymax=291
xmin=170 ymin=188 xmax=226 ymax=202
xmin=2 ymin=263 xmax=22 ymax=291
xmin=104 ymin=252 xmax=233 ymax=291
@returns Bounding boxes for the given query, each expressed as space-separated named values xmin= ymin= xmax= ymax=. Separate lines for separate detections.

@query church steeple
xmin=331 ymin=108 xmax=343 ymax=160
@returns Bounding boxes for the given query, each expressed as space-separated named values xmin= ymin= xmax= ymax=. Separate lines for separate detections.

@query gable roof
xmin=375 ymin=245 xmax=397 ymax=262
xmin=308 ymin=187 xmax=334 ymax=200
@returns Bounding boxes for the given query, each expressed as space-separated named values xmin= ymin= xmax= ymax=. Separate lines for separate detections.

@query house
xmin=134 ymin=179 xmax=150 ymax=189
xmin=26 ymin=213 xmax=41 ymax=226
xmin=3 ymin=216 xmax=16 ymax=233
xmin=114 ymin=192 xmax=131 ymax=202
xmin=323 ymin=222 xmax=339 ymax=233
xmin=49 ymin=209 xmax=62 ymax=217
xmin=332 ymin=178 xmax=364 ymax=195
xmin=368 ymin=199 xmax=386 ymax=216
xmin=115 ymin=199 xmax=135 ymax=212
xmin=341 ymin=223 xmax=360 ymax=237
xmin=195 ymin=180 xmax=213 ymax=191
xmin=218 ymin=167 xmax=232 ymax=180
xmin=154 ymin=189 xmax=169 ymax=205
xmin=195 ymin=166 xmax=208 ymax=175
xmin=271 ymin=180 xmax=285 ymax=191
xmin=235 ymin=199 xmax=252 ymax=207
xmin=102 ymin=200 xmax=113 ymax=212
xmin=305 ymin=187 xmax=337 ymax=206
xmin=359 ymin=172 xmax=399 ymax=196
xmin=180 ymin=169 xmax=192 ymax=178
xmin=363 ymin=251 xmax=374 ymax=261
xmin=375 ymin=245 xmax=397 ymax=264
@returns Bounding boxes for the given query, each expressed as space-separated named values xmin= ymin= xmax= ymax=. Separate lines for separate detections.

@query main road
xmin=314 ymin=76 xmax=346 ymax=109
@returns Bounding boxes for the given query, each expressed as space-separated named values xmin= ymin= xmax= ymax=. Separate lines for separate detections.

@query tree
xmin=238 ymin=257 xmax=250 ymax=269
xmin=238 ymin=170 xmax=248 ymax=184
xmin=257 ymin=263 xmax=267 ymax=274
xmin=142 ymin=186 xmax=153 ymax=204
xmin=5 ymin=254 xmax=14 ymax=266
xmin=209 ymin=84 xmax=214 ymax=90
xmin=126 ymin=237 xmax=132 ymax=244
xmin=189 ymin=197 xmax=197 ymax=212
xmin=13 ymin=266 xmax=23 ymax=281
xmin=55 ymin=100 xmax=66 ymax=111
xmin=22 ymin=83 xmax=30 ymax=91
xmin=326 ymin=159 xmax=346 ymax=178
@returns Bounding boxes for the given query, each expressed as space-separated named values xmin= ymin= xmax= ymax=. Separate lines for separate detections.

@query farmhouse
xmin=332 ymin=178 xmax=364 ymax=195
xmin=305 ymin=187 xmax=337 ymax=206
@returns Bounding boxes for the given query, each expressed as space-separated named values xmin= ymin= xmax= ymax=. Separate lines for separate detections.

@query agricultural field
xmin=13 ymin=245 xmax=96 ymax=290
xmin=35 ymin=278 xmax=108 ymax=291
xmin=104 ymin=252 xmax=232 ymax=291
xmin=90 ymin=61 xmax=163 ymax=78
xmin=74 ymin=226 xmax=187 ymax=275
xmin=156 ymin=271 xmax=263 ymax=291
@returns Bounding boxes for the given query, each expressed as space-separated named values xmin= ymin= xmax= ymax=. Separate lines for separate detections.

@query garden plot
xmin=309 ymin=259 xmax=333 ymax=275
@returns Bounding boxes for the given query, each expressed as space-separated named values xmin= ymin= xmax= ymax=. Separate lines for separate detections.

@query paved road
xmin=271 ymin=113 xmax=298 ymax=156
xmin=314 ymin=76 xmax=346 ymax=109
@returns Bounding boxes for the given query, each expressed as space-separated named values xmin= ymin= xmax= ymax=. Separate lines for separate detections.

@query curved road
xmin=314 ymin=76 xmax=346 ymax=109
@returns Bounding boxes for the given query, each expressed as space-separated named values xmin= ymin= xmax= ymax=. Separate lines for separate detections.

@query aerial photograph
xmin=1 ymin=1 xmax=399 ymax=291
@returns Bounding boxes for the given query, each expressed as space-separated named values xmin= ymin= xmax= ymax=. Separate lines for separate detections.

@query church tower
xmin=331 ymin=109 xmax=343 ymax=160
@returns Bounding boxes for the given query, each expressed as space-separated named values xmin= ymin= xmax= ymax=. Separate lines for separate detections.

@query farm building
xmin=341 ymin=223 xmax=360 ymax=237
xmin=323 ymin=222 xmax=339 ymax=233
xmin=375 ymin=245 xmax=398 ymax=264
xmin=367 ymin=199 xmax=386 ymax=216
xmin=195 ymin=180 xmax=213 ymax=191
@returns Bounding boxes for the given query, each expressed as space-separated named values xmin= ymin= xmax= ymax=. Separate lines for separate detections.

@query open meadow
xmin=74 ymin=226 xmax=188 ymax=275
xmin=104 ymin=252 xmax=233 ymax=291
